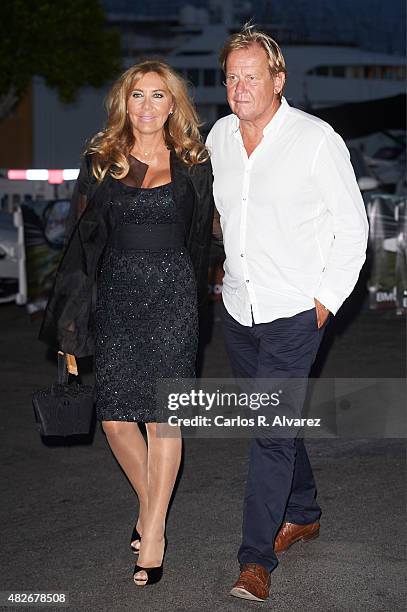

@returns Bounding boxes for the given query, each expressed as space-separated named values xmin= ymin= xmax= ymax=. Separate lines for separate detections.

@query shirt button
xmin=246 ymin=279 xmax=249 ymax=283
xmin=243 ymin=197 xmax=247 ymax=201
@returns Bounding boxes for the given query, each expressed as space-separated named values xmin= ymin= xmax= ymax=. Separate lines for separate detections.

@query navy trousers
xmin=222 ymin=304 xmax=327 ymax=573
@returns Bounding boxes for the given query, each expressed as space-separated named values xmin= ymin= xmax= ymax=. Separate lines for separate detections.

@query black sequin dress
xmin=94 ymin=180 xmax=198 ymax=422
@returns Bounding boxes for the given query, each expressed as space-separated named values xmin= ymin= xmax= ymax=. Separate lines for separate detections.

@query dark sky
xmin=101 ymin=0 xmax=405 ymax=55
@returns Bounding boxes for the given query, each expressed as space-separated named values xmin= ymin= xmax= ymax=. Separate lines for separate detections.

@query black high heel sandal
xmin=133 ymin=563 xmax=163 ymax=586
xmin=130 ymin=525 xmax=141 ymax=555
xmin=132 ymin=536 xmax=167 ymax=586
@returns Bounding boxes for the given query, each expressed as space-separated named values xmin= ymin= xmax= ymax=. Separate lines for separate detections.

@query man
xmin=206 ymin=25 xmax=369 ymax=602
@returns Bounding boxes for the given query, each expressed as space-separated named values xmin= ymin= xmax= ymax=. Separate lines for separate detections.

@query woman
xmin=39 ymin=60 xmax=214 ymax=585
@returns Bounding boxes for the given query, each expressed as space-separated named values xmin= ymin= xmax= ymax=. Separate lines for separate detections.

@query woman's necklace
xmin=132 ymin=141 xmax=164 ymax=163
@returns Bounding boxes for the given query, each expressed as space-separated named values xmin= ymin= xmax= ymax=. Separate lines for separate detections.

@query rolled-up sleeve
xmin=312 ymin=131 xmax=369 ymax=314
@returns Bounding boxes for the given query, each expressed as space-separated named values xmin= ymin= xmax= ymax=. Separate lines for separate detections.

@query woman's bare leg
xmin=134 ymin=423 xmax=181 ymax=581
xmin=102 ymin=421 xmax=148 ymax=549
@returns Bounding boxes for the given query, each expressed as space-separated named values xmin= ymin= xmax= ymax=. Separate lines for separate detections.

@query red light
xmin=8 ymin=170 xmax=27 ymax=180
xmin=48 ymin=170 xmax=64 ymax=184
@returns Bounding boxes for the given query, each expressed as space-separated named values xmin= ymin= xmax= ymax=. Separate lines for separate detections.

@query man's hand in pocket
xmin=314 ymin=298 xmax=330 ymax=329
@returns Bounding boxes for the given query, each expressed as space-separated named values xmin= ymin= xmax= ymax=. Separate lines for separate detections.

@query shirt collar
xmin=231 ymin=96 xmax=289 ymax=137
xmin=263 ymin=96 xmax=289 ymax=135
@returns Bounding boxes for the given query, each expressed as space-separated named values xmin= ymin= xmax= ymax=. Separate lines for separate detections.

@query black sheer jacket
xmin=38 ymin=150 xmax=215 ymax=357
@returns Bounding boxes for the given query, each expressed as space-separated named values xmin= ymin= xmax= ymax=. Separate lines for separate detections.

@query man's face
xmin=225 ymin=44 xmax=285 ymax=122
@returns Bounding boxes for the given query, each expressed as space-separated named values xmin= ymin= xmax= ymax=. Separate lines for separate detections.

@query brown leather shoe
xmin=274 ymin=521 xmax=320 ymax=553
xmin=230 ymin=563 xmax=271 ymax=602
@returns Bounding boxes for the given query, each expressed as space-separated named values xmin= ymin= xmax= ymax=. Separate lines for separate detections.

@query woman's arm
xmin=192 ymin=161 xmax=216 ymax=314
xmin=64 ymin=154 xmax=95 ymax=242
xmin=38 ymin=156 xmax=109 ymax=358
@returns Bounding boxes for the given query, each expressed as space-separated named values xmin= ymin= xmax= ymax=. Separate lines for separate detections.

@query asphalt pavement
xmin=0 ymin=300 xmax=405 ymax=612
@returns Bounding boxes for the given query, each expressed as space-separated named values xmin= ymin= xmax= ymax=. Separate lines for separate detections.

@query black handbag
xmin=32 ymin=353 xmax=94 ymax=436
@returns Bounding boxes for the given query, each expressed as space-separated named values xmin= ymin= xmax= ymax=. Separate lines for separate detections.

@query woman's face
xmin=127 ymin=71 xmax=174 ymax=137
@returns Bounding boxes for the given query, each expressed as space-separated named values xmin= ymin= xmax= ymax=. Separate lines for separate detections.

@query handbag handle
xmin=57 ymin=352 xmax=69 ymax=384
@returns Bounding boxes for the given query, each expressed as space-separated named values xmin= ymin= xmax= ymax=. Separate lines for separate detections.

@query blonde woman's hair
xmin=219 ymin=23 xmax=287 ymax=93
xmin=86 ymin=60 xmax=209 ymax=181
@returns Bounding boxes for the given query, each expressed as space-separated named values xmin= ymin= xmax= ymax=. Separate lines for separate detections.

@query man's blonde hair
xmin=219 ymin=23 xmax=287 ymax=80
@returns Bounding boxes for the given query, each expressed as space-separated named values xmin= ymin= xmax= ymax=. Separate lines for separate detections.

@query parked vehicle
xmin=0 ymin=210 xmax=27 ymax=304
xmin=366 ymin=138 xmax=406 ymax=190
xmin=349 ymin=147 xmax=380 ymax=192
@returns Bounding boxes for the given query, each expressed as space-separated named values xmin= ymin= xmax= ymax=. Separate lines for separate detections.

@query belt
xmin=110 ymin=223 xmax=185 ymax=250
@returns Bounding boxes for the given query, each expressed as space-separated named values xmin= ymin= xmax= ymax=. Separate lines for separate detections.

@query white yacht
xmin=166 ymin=23 xmax=405 ymax=122
xmin=2 ymin=12 xmax=404 ymax=170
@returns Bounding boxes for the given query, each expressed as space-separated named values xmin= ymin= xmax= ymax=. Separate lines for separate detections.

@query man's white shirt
xmin=206 ymin=97 xmax=369 ymax=326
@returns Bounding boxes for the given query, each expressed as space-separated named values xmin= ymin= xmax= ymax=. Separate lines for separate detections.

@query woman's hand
xmin=58 ymin=351 xmax=78 ymax=375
